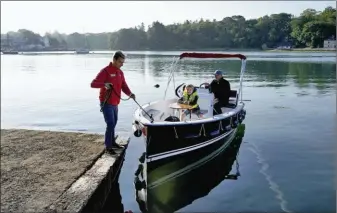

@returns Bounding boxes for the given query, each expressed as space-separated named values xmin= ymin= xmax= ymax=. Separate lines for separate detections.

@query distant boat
xmin=75 ymin=49 xmax=90 ymax=54
xmin=2 ymin=50 xmax=19 ymax=55
xmin=75 ymin=33 xmax=90 ymax=54
xmin=2 ymin=33 xmax=19 ymax=55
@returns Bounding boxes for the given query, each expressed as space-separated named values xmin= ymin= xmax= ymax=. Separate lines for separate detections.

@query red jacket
xmin=91 ymin=62 xmax=132 ymax=105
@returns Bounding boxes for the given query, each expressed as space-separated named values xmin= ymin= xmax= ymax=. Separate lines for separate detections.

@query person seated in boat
xmin=177 ymin=84 xmax=203 ymax=120
xmin=209 ymin=70 xmax=231 ymax=115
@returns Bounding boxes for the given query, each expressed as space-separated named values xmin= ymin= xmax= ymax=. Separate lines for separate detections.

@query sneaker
xmin=105 ymin=148 xmax=117 ymax=155
xmin=111 ymin=143 xmax=124 ymax=149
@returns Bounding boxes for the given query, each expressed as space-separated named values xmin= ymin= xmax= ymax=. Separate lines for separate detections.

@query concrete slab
xmin=0 ymin=129 xmax=129 ymax=213
xmin=48 ymin=136 xmax=130 ymax=213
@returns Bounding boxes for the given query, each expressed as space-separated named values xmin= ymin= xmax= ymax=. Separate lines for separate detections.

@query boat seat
xmin=229 ymin=90 xmax=237 ymax=98
xmin=196 ymin=88 xmax=214 ymax=118
xmin=225 ymin=103 xmax=237 ymax=109
xmin=164 ymin=115 xmax=180 ymax=122
xmin=220 ymin=90 xmax=238 ymax=112
xmin=225 ymin=99 xmax=237 ymax=109
xmin=228 ymin=90 xmax=238 ymax=108
xmin=196 ymin=88 xmax=210 ymax=95
xmin=158 ymin=112 xmax=174 ymax=121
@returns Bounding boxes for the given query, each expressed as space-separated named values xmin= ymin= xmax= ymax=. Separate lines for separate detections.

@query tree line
xmin=1 ymin=6 xmax=335 ymax=51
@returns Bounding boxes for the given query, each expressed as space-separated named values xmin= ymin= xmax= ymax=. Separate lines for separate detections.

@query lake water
xmin=1 ymin=51 xmax=336 ymax=213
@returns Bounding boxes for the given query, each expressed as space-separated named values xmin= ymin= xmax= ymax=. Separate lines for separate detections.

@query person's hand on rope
xmin=105 ymin=83 xmax=113 ymax=90
xmin=130 ymin=93 xmax=136 ymax=100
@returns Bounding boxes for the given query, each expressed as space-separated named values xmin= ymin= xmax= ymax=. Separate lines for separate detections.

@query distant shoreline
xmin=2 ymin=47 xmax=336 ymax=54
xmin=266 ymin=48 xmax=336 ymax=53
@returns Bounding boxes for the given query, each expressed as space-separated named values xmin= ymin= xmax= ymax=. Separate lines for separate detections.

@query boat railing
xmin=163 ymin=52 xmax=247 ymax=104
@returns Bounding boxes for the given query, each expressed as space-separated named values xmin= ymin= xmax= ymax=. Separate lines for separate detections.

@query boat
xmin=2 ymin=50 xmax=19 ymax=55
xmin=132 ymin=52 xmax=248 ymax=166
xmin=1 ymin=34 xmax=19 ymax=55
xmin=75 ymin=49 xmax=90 ymax=54
xmin=75 ymin=33 xmax=90 ymax=54
xmin=134 ymin=124 xmax=246 ymax=213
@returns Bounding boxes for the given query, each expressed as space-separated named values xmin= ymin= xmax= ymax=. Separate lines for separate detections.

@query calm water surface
xmin=1 ymin=51 xmax=336 ymax=213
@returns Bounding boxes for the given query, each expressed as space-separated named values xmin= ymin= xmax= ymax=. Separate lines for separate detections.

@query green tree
xmin=1 ymin=6 xmax=335 ymax=51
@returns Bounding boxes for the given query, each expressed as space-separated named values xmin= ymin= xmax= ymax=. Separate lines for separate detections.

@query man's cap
xmin=214 ymin=70 xmax=224 ymax=75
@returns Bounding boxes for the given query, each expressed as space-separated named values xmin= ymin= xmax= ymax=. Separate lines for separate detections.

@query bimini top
xmin=179 ymin=52 xmax=247 ymax=60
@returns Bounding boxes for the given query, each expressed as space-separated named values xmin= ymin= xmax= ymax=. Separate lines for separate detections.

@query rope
xmin=100 ymin=88 xmax=112 ymax=112
xmin=173 ymin=127 xmax=179 ymax=139
xmin=111 ymin=86 xmax=132 ymax=101
xmin=198 ymin=124 xmax=206 ymax=137
xmin=147 ymin=135 xmax=152 ymax=146
xmin=100 ymin=68 xmax=131 ymax=112
xmin=100 ymin=86 xmax=131 ymax=112
xmin=219 ymin=121 xmax=223 ymax=131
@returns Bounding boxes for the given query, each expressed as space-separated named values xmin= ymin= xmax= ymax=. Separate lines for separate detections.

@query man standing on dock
xmin=91 ymin=51 xmax=135 ymax=154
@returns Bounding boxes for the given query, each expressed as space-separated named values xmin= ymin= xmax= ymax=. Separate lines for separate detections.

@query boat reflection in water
xmin=134 ymin=124 xmax=246 ymax=213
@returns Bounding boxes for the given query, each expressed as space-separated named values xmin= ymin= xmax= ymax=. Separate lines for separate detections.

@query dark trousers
xmin=213 ymin=101 xmax=227 ymax=115
xmin=101 ymin=103 xmax=118 ymax=148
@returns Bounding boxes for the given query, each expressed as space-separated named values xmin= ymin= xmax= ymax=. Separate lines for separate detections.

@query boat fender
xmin=134 ymin=177 xmax=143 ymax=190
xmin=239 ymin=110 xmax=246 ymax=123
xmin=134 ymin=177 xmax=147 ymax=190
xmin=225 ymin=125 xmax=232 ymax=131
xmin=141 ymin=180 xmax=147 ymax=189
xmin=238 ymin=111 xmax=244 ymax=123
xmin=134 ymin=164 xmax=143 ymax=176
xmin=242 ymin=110 xmax=246 ymax=120
xmin=132 ymin=124 xmax=142 ymax=137
xmin=231 ymin=122 xmax=238 ymax=128
xmin=231 ymin=116 xmax=238 ymax=128
xmin=139 ymin=152 xmax=146 ymax=163
xmin=136 ymin=188 xmax=146 ymax=201
xmin=164 ymin=115 xmax=180 ymax=122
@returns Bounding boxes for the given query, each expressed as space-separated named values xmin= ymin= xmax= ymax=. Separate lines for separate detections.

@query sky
xmin=1 ymin=1 xmax=336 ymax=35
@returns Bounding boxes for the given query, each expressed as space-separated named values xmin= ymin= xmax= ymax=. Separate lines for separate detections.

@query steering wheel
xmin=199 ymin=82 xmax=210 ymax=89
xmin=175 ymin=83 xmax=186 ymax=98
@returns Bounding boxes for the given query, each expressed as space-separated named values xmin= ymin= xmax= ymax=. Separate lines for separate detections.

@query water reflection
xmin=100 ymin=151 xmax=127 ymax=213
xmin=101 ymin=182 xmax=124 ymax=213
xmin=135 ymin=124 xmax=246 ymax=213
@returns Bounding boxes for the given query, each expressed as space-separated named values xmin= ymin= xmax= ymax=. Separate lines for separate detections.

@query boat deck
xmin=143 ymin=99 xmax=238 ymax=122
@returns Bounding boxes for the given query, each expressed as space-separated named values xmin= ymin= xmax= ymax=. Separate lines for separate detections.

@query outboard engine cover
xmin=164 ymin=116 xmax=180 ymax=122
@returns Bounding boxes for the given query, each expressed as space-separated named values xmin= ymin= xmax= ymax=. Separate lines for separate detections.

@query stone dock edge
xmin=46 ymin=134 xmax=131 ymax=213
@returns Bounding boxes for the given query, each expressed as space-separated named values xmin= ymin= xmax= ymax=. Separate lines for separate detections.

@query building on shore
xmin=323 ymin=36 xmax=336 ymax=49
xmin=276 ymin=41 xmax=293 ymax=50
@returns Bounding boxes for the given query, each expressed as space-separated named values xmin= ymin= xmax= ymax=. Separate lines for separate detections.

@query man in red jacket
xmin=91 ymin=51 xmax=135 ymax=154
